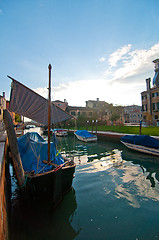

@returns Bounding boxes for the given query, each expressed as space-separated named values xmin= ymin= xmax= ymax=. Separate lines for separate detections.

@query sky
xmin=1 ymin=0 xmax=159 ymax=107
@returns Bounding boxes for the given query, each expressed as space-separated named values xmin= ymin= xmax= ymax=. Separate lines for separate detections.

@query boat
xmin=4 ymin=64 xmax=76 ymax=206
xmin=120 ymin=134 xmax=159 ymax=156
xmin=74 ymin=130 xmax=97 ymax=142
xmin=53 ymin=128 xmax=68 ymax=137
xmin=43 ymin=128 xmax=68 ymax=137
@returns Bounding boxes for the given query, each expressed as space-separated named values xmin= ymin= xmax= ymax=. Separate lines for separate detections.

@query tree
xmin=110 ymin=113 xmax=120 ymax=123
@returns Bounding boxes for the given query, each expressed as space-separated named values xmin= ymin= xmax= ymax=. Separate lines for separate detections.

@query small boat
xmin=53 ymin=128 xmax=68 ymax=137
xmin=4 ymin=64 xmax=76 ymax=206
xmin=121 ymin=134 xmax=159 ymax=156
xmin=43 ymin=128 xmax=68 ymax=137
xmin=74 ymin=130 xmax=97 ymax=142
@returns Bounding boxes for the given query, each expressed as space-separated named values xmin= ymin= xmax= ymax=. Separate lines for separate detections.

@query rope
xmin=19 ymin=174 xmax=31 ymax=189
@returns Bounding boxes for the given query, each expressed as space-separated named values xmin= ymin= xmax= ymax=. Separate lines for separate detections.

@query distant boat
xmin=4 ymin=65 xmax=76 ymax=206
xmin=43 ymin=128 xmax=68 ymax=137
xmin=121 ymin=134 xmax=159 ymax=156
xmin=74 ymin=130 xmax=97 ymax=142
xmin=53 ymin=129 xmax=68 ymax=137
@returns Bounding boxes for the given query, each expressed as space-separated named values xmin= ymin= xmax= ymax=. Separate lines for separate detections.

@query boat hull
xmin=24 ymin=163 xmax=76 ymax=202
xmin=55 ymin=130 xmax=68 ymax=137
xmin=121 ymin=141 xmax=159 ymax=156
xmin=75 ymin=133 xmax=97 ymax=142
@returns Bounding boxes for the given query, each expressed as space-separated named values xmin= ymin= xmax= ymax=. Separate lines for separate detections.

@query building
xmin=0 ymin=92 xmax=6 ymax=133
xmin=53 ymin=99 xmax=68 ymax=111
xmin=67 ymin=106 xmax=95 ymax=119
xmin=0 ymin=92 xmax=6 ymax=122
xmin=86 ymin=98 xmax=124 ymax=125
xmin=124 ymin=105 xmax=142 ymax=125
xmin=6 ymin=101 xmax=16 ymax=125
xmin=141 ymin=59 xmax=159 ymax=126
xmin=86 ymin=98 xmax=112 ymax=122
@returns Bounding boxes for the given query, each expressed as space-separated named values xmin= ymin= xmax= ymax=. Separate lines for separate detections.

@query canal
xmin=10 ymin=129 xmax=159 ymax=240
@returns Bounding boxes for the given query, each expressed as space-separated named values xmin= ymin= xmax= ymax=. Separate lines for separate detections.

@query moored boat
xmin=121 ymin=134 xmax=159 ymax=156
xmin=4 ymin=65 xmax=76 ymax=206
xmin=74 ymin=130 xmax=97 ymax=142
xmin=53 ymin=128 xmax=68 ymax=137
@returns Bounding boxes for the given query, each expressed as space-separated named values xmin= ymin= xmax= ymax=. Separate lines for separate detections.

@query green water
xmin=10 ymin=132 xmax=159 ymax=240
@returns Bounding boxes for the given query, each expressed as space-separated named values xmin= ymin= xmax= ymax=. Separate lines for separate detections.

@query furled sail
xmin=8 ymin=76 xmax=74 ymax=124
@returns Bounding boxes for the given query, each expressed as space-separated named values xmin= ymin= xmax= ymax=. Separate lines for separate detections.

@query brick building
xmin=141 ymin=59 xmax=159 ymax=126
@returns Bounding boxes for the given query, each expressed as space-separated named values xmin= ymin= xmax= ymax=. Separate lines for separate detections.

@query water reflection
xmin=122 ymin=150 xmax=159 ymax=188
xmin=11 ymin=188 xmax=80 ymax=240
xmin=12 ymin=131 xmax=159 ymax=239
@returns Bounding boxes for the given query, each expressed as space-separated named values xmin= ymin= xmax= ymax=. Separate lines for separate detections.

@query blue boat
xmin=74 ymin=130 xmax=97 ymax=142
xmin=121 ymin=135 xmax=159 ymax=156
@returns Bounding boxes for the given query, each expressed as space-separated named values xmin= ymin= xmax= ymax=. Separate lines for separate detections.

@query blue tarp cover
xmin=17 ymin=132 xmax=64 ymax=174
xmin=121 ymin=135 xmax=159 ymax=149
xmin=75 ymin=130 xmax=94 ymax=138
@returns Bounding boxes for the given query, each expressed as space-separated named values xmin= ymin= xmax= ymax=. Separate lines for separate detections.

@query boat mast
xmin=48 ymin=64 xmax=52 ymax=163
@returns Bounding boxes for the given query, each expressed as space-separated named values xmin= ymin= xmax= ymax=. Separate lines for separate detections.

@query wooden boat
xmin=74 ymin=130 xmax=97 ymax=142
xmin=121 ymin=134 xmax=159 ymax=156
xmin=4 ymin=64 xmax=76 ymax=206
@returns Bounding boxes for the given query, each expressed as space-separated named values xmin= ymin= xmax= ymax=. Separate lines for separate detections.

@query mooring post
xmin=139 ymin=120 xmax=142 ymax=135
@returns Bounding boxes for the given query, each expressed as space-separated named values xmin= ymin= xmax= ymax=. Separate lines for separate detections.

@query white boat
xmin=74 ymin=130 xmax=97 ymax=142
xmin=121 ymin=135 xmax=159 ymax=156
xmin=53 ymin=129 xmax=68 ymax=137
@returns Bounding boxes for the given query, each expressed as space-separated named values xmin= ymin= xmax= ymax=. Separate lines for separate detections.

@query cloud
xmin=34 ymin=78 xmax=142 ymax=107
xmin=108 ymin=44 xmax=132 ymax=67
xmin=107 ymin=42 xmax=159 ymax=82
xmin=34 ymin=42 xmax=159 ymax=107
xmin=99 ymin=57 xmax=106 ymax=62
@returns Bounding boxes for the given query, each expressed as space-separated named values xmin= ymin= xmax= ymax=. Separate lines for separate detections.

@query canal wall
xmin=0 ymin=134 xmax=9 ymax=240
xmin=68 ymin=129 xmax=125 ymax=141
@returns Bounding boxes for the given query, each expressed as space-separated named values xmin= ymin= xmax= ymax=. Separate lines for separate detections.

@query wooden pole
xmin=139 ymin=120 xmax=142 ymax=135
xmin=48 ymin=64 xmax=52 ymax=163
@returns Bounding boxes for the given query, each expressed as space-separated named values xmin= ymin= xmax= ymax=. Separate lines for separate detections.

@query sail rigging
xmin=8 ymin=75 xmax=74 ymax=125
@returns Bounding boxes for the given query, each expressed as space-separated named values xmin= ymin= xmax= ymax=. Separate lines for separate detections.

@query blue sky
xmin=1 ymin=0 xmax=159 ymax=106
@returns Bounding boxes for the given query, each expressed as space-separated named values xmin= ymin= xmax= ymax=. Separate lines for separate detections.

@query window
xmin=153 ymin=103 xmax=156 ymax=111
xmin=142 ymin=95 xmax=147 ymax=100
xmin=0 ymin=109 xmax=1 ymax=115
xmin=71 ymin=111 xmax=75 ymax=116
xmin=142 ymin=104 xmax=147 ymax=112
xmin=152 ymin=92 xmax=159 ymax=97
xmin=155 ymin=115 xmax=158 ymax=119
xmin=143 ymin=116 xmax=147 ymax=120
xmin=93 ymin=103 xmax=96 ymax=108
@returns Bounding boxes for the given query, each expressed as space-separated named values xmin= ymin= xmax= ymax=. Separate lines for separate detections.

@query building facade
xmin=141 ymin=59 xmax=159 ymax=126
xmin=0 ymin=92 xmax=6 ymax=122
xmin=67 ymin=106 xmax=95 ymax=119
xmin=124 ymin=105 xmax=142 ymax=125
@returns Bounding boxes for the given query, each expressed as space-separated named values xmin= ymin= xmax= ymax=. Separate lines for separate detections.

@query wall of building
xmin=0 ymin=141 xmax=9 ymax=240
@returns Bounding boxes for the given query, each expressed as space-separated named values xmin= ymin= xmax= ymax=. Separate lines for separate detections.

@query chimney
xmin=97 ymin=98 xmax=99 ymax=102
xmin=146 ymin=78 xmax=151 ymax=91
xmin=3 ymin=92 xmax=5 ymax=98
